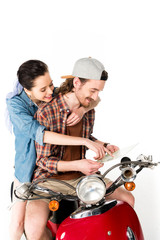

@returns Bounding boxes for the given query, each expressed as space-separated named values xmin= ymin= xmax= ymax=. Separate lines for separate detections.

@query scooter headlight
xmin=76 ymin=175 xmax=106 ymax=205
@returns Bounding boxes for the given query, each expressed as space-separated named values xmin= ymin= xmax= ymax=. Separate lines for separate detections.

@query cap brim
xmin=61 ymin=75 xmax=74 ymax=79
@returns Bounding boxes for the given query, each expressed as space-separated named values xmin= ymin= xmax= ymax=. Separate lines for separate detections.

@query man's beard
xmin=79 ymin=97 xmax=93 ymax=108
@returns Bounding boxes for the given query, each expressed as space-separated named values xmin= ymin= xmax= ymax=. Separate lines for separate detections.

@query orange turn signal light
xmin=124 ymin=182 xmax=136 ymax=191
xmin=49 ymin=200 xmax=59 ymax=212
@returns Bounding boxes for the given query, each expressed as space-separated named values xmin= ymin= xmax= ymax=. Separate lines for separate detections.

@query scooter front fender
xmin=56 ymin=201 xmax=144 ymax=240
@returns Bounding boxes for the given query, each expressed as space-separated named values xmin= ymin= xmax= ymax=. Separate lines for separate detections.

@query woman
xmin=6 ymin=59 xmax=108 ymax=240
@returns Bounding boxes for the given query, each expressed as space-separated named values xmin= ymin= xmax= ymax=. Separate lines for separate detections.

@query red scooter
xmin=15 ymin=154 xmax=159 ymax=240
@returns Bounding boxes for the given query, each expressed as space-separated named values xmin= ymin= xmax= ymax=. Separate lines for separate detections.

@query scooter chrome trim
xmin=70 ymin=200 xmax=117 ymax=219
xmin=127 ymin=227 xmax=136 ymax=240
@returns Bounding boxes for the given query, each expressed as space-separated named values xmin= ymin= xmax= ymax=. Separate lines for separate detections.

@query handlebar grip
xmin=121 ymin=157 xmax=131 ymax=163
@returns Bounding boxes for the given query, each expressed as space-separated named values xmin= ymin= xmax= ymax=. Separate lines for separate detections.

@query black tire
xmin=10 ymin=181 xmax=14 ymax=202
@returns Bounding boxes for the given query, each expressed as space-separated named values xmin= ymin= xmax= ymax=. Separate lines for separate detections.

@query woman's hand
xmin=84 ymin=139 xmax=107 ymax=160
xmin=67 ymin=97 xmax=100 ymax=126
xmin=93 ymin=140 xmax=119 ymax=158
xmin=66 ymin=108 xmax=84 ymax=126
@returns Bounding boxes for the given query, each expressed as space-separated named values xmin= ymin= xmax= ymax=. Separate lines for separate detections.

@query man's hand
xmin=57 ymin=159 xmax=103 ymax=174
xmin=76 ymin=159 xmax=104 ymax=175
xmin=106 ymin=144 xmax=119 ymax=155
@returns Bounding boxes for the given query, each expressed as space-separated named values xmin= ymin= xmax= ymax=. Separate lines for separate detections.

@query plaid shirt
xmin=33 ymin=93 xmax=96 ymax=181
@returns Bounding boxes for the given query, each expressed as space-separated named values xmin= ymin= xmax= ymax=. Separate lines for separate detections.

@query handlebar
xmin=14 ymin=155 xmax=159 ymax=203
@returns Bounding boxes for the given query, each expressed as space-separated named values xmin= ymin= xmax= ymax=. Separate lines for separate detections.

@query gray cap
xmin=61 ymin=57 xmax=105 ymax=80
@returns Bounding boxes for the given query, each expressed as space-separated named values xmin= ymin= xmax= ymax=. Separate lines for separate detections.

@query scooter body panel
xmin=56 ymin=201 xmax=144 ymax=240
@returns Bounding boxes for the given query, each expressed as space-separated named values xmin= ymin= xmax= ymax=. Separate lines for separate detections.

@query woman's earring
xmin=28 ymin=94 xmax=32 ymax=106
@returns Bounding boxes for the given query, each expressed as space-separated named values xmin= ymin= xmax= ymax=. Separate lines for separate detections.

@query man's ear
xmin=73 ymin=77 xmax=81 ymax=89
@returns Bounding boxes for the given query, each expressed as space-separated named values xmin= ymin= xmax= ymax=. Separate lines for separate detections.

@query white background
xmin=0 ymin=0 xmax=160 ymax=239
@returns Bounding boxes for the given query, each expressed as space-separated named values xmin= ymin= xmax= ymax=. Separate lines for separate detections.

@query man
xmin=25 ymin=57 xmax=134 ymax=240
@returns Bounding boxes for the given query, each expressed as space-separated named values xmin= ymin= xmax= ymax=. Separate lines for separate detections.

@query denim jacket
xmin=6 ymin=90 xmax=45 ymax=183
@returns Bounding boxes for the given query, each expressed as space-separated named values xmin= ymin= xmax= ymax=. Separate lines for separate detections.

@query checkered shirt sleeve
xmin=34 ymin=99 xmax=67 ymax=179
